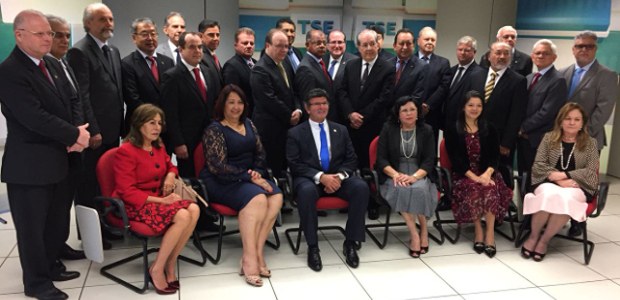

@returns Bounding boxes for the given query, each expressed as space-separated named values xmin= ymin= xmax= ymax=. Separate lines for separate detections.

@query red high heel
xmin=149 ymin=267 xmax=177 ymax=295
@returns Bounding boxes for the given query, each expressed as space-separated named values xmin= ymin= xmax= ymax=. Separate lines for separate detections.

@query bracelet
xmin=412 ymin=173 xmax=420 ymax=180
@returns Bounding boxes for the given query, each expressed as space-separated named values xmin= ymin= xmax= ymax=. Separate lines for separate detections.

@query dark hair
xmin=213 ymin=84 xmax=248 ymax=124
xmin=178 ymin=31 xmax=201 ymax=48
xmin=327 ymin=29 xmax=346 ymax=42
xmin=125 ymin=104 xmax=165 ymax=148
xmin=389 ymin=96 xmax=423 ymax=126
xmin=368 ymin=25 xmax=385 ymax=38
xmin=550 ymin=102 xmax=590 ymax=151
xmin=198 ymin=19 xmax=219 ymax=33
xmin=394 ymin=28 xmax=413 ymax=43
xmin=456 ymin=90 xmax=488 ymax=137
xmin=303 ymin=88 xmax=329 ymax=105
xmin=276 ymin=18 xmax=295 ymax=30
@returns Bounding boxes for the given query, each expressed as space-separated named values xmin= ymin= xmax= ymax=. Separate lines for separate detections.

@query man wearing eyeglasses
xmin=121 ymin=17 xmax=174 ymax=134
xmin=0 ymin=10 xmax=91 ymax=300
xmin=480 ymin=26 xmax=533 ymax=77
xmin=559 ymin=31 xmax=619 ymax=237
xmin=198 ymin=19 xmax=224 ymax=99
xmin=323 ymin=30 xmax=357 ymax=125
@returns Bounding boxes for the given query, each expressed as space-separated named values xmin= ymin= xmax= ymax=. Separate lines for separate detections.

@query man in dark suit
xmin=471 ymin=41 xmax=528 ymax=167
xmin=161 ymin=32 xmax=216 ymax=177
xmin=67 ymin=3 xmax=124 ymax=223
xmin=198 ymin=19 xmax=223 ymax=99
xmin=339 ymin=29 xmax=394 ymax=169
xmin=222 ymin=27 xmax=257 ymax=116
xmin=390 ymin=28 xmax=426 ymax=105
xmin=294 ymin=29 xmax=333 ymax=118
xmin=156 ymin=12 xmax=185 ymax=65
xmin=415 ymin=26 xmax=450 ymax=140
xmin=276 ymin=18 xmax=302 ymax=72
xmin=251 ymin=29 xmax=302 ymax=178
xmin=518 ymin=39 xmax=567 ymax=178
xmin=480 ymin=26 xmax=533 ymax=77
xmin=121 ymin=17 xmax=174 ymax=132
xmin=286 ymin=88 xmax=368 ymax=271
xmin=354 ymin=25 xmax=395 ymax=61
xmin=428 ymin=35 xmax=484 ymax=131
xmin=323 ymin=29 xmax=357 ymax=125
xmin=0 ymin=10 xmax=91 ymax=300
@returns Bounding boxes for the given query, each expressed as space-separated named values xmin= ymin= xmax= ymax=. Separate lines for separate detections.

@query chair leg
xmin=285 ymin=224 xmax=303 ymax=254
xmin=365 ymin=207 xmax=393 ymax=249
xmin=100 ymin=237 xmax=158 ymax=294
xmin=179 ymin=230 xmax=208 ymax=266
xmin=266 ymin=225 xmax=281 ymax=249
xmin=582 ymin=222 xmax=594 ymax=265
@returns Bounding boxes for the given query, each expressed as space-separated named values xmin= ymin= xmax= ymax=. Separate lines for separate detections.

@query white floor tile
xmin=462 ymin=288 xmax=553 ymax=300
xmin=0 ymin=230 xmax=15 ymax=258
xmin=81 ymin=283 xmax=177 ymax=299
xmin=586 ymin=215 xmax=620 ymax=241
xmin=541 ymin=280 xmax=620 ymax=300
xmin=600 ymin=193 xmax=620 ymax=216
xmin=271 ymin=265 xmax=370 ymax=300
xmin=557 ymin=242 xmax=620 ymax=279
xmin=181 ymin=273 xmax=277 ymax=300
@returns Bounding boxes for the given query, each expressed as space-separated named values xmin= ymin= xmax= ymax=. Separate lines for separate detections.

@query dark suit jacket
xmin=294 ymin=53 xmax=334 ymax=118
xmin=375 ymin=122 xmax=437 ymax=184
xmin=201 ymin=50 xmax=224 ymax=98
xmin=261 ymin=46 xmax=302 ymax=76
xmin=67 ymin=34 xmax=123 ymax=144
xmin=0 ymin=47 xmax=79 ymax=184
xmin=415 ymin=52 xmax=450 ymax=128
xmin=121 ymin=50 xmax=174 ymax=125
xmin=445 ymin=122 xmax=500 ymax=175
xmin=286 ymin=120 xmax=358 ymax=179
xmin=389 ymin=56 xmax=427 ymax=104
xmin=222 ymin=54 xmax=257 ymax=115
xmin=480 ymin=49 xmax=533 ymax=77
xmin=522 ymin=66 xmax=567 ymax=147
xmin=470 ymin=67 xmax=528 ymax=149
xmin=323 ymin=52 xmax=357 ymax=124
xmin=45 ymin=56 xmax=85 ymax=127
xmin=160 ymin=63 xmax=215 ymax=151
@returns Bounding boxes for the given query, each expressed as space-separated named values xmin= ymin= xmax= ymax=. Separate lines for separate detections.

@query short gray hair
xmin=131 ymin=17 xmax=156 ymax=33
xmin=532 ymin=39 xmax=557 ymax=55
xmin=14 ymin=9 xmax=46 ymax=30
xmin=82 ymin=3 xmax=111 ymax=32
xmin=457 ymin=35 xmax=477 ymax=52
xmin=574 ymin=30 xmax=598 ymax=43
xmin=46 ymin=14 xmax=68 ymax=27
xmin=496 ymin=25 xmax=517 ymax=38
xmin=356 ymin=29 xmax=377 ymax=45
xmin=164 ymin=12 xmax=183 ymax=27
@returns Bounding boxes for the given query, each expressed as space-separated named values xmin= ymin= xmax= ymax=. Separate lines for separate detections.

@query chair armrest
xmin=93 ymin=196 xmax=129 ymax=236
xmin=590 ymin=181 xmax=609 ymax=218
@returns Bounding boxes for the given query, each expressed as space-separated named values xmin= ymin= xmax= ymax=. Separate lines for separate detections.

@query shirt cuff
xmin=314 ymin=171 xmax=324 ymax=185
xmin=338 ymin=171 xmax=349 ymax=181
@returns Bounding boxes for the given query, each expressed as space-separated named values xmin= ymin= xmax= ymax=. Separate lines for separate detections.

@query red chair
xmin=433 ymin=139 xmax=517 ymax=244
xmin=363 ymin=136 xmax=443 ymax=248
xmin=94 ymin=148 xmax=206 ymax=294
xmin=515 ymin=172 xmax=609 ymax=265
xmin=192 ymin=143 xmax=280 ymax=263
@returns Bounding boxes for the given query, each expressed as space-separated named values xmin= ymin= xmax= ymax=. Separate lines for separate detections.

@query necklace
xmin=560 ymin=142 xmax=575 ymax=170
xmin=400 ymin=127 xmax=416 ymax=158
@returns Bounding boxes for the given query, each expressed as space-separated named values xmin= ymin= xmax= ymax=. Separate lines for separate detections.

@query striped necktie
xmin=484 ymin=71 xmax=497 ymax=103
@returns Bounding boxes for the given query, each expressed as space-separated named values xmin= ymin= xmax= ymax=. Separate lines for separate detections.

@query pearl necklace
xmin=400 ymin=128 xmax=416 ymax=158
xmin=560 ymin=142 xmax=575 ymax=171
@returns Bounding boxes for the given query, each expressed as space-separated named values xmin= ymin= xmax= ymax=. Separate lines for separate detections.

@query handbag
xmin=173 ymin=177 xmax=208 ymax=208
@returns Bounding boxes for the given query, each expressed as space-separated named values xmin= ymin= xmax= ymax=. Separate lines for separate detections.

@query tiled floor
xmin=0 ymin=176 xmax=619 ymax=300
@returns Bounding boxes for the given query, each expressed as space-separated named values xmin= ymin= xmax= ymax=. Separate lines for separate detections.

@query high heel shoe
xmin=168 ymin=280 xmax=180 ymax=290
xmin=420 ymin=246 xmax=429 ymax=254
xmin=484 ymin=244 xmax=497 ymax=258
xmin=239 ymin=264 xmax=263 ymax=287
xmin=473 ymin=242 xmax=485 ymax=254
xmin=259 ymin=267 xmax=272 ymax=278
xmin=520 ymin=246 xmax=533 ymax=259
xmin=532 ymin=251 xmax=546 ymax=262
xmin=148 ymin=268 xmax=177 ymax=295
xmin=409 ymin=248 xmax=421 ymax=258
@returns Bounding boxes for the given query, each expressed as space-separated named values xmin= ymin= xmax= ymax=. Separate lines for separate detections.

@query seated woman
xmin=521 ymin=102 xmax=599 ymax=261
xmin=200 ymin=84 xmax=283 ymax=287
xmin=445 ymin=90 xmax=512 ymax=258
xmin=375 ymin=96 xmax=438 ymax=258
xmin=113 ymin=104 xmax=200 ymax=295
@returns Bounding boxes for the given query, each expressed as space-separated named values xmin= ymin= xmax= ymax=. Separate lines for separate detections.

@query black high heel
xmin=532 ymin=251 xmax=546 ymax=262
xmin=149 ymin=268 xmax=177 ymax=295
xmin=520 ymin=246 xmax=532 ymax=259
xmin=473 ymin=242 xmax=485 ymax=254
xmin=409 ymin=249 xmax=421 ymax=258
xmin=484 ymin=244 xmax=497 ymax=258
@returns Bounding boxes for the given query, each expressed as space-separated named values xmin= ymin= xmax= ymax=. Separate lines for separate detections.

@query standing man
xmin=390 ymin=28 xmax=427 ymax=105
xmin=121 ymin=17 xmax=174 ymax=131
xmin=286 ymin=88 xmax=368 ymax=272
xmin=294 ymin=30 xmax=333 ymax=118
xmin=276 ymin=18 xmax=302 ymax=73
xmin=560 ymin=30 xmax=618 ymax=237
xmin=251 ymin=29 xmax=301 ymax=178
xmin=222 ymin=27 xmax=257 ymax=116
xmin=156 ymin=12 xmax=186 ymax=65
xmin=0 ymin=10 xmax=89 ymax=299
xmin=354 ymin=25 xmax=395 ymax=61
xmin=480 ymin=25 xmax=533 ymax=77
xmin=518 ymin=39 xmax=567 ymax=178
xmin=161 ymin=32 xmax=216 ymax=177
xmin=323 ymin=29 xmax=357 ymax=124
xmin=198 ymin=19 xmax=224 ymax=99
xmin=415 ymin=26 xmax=450 ymax=140
xmin=67 ymin=2 xmax=124 ymax=226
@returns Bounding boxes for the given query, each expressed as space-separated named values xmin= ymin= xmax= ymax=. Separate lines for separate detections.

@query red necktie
xmin=38 ymin=60 xmax=54 ymax=86
xmin=395 ymin=59 xmax=405 ymax=85
xmin=147 ymin=56 xmax=159 ymax=83
xmin=319 ymin=59 xmax=331 ymax=83
xmin=212 ymin=53 xmax=221 ymax=71
xmin=192 ymin=67 xmax=207 ymax=102
xmin=529 ymin=72 xmax=541 ymax=92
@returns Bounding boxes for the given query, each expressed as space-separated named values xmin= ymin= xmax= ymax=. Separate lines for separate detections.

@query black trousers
xmin=294 ymin=176 xmax=369 ymax=246
xmin=7 ymin=176 xmax=73 ymax=294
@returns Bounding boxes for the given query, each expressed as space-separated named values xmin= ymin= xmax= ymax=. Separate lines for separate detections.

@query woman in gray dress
xmin=375 ymin=96 xmax=438 ymax=258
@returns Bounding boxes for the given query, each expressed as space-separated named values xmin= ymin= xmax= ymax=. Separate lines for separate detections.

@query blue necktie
xmin=319 ymin=123 xmax=329 ymax=172
xmin=288 ymin=49 xmax=299 ymax=71
xmin=328 ymin=60 xmax=338 ymax=78
xmin=568 ymin=67 xmax=585 ymax=97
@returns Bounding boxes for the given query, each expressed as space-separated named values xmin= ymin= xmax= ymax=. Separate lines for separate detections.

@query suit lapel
xmin=87 ymin=35 xmax=115 ymax=81
xmin=134 ymin=51 xmax=158 ymax=89
xmin=573 ymin=62 xmax=598 ymax=97
xmin=304 ymin=122 xmax=321 ymax=167
xmin=180 ymin=65 xmax=207 ymax=108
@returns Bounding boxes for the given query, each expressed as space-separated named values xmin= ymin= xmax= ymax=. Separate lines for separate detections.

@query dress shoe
xmin=532 ymin=251 xmax=546 ymax=262
xmin=520 ymin=246 xmax=532 ymax=259
xmin=568 ymin=222 xmax=582 ymax=237
xmin=307 ymin=247 xmax=323 ymax=271
xmin=102 ymin=238 xmax=112 ymax=250
xmin=148 ymin=267 xmax=177 ymax=294
xmin=25 ymin=287 xmax=68 ymax=300
xmin=317 ymin=211 xmax=328 ymax=217
xmin=51 ymin=270 xmax=80 ymax=282
xmin=367 ymin=208 xmax=379 ymax=220
xmin=167 ymin=280 xmax=180 ymax=290
xmin=59 ymin=244 xmax=86 ymax=260
xmin=473 ymin=242 xmax=485 ymax=254
xmin=343 ymin=242 xmax=359 ymax=268
xmin=484 ymin=244 xmax=497 ymax=258
xmin=53 ymin=260 xmax=66 ymax=273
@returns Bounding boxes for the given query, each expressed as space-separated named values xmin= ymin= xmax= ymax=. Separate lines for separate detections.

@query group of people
xmin=0 ymin=2 xmax=617 ymax=299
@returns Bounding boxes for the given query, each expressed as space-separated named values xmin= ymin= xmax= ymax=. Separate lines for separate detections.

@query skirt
xmin=523 ymin=183 xmax=587 ymax=222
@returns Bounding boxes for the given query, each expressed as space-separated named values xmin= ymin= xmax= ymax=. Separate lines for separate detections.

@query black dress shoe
xmin=343 ymin=242 xmax=359 ymax=268
xmin=51 ymin=270 xmax=80 ymax=282
xmin=568 ymin=222 xmax=582 ymax=237
xmin=473 ymin=242 xmax=485 ymax=254
xmin=54 ymin=260 xmax=67 ymax=273
xmin=25 ymin=287 xmax=68 ymax=300
xmin=102 ymin=238 xmax=112 ymax=250
xmin=367 ymin=208 xmax=379 ymax=220
xmin=484 ymin=245 xmax=497 ymax=258
xmin=307 ymin=247 xmax=323 ymax=272
xmin=59 ymin=244 xmax=86 ymax=260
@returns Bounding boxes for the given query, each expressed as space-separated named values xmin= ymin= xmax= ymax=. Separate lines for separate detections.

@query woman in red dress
xmin=113 ymin=104 xmax=200 ymax=294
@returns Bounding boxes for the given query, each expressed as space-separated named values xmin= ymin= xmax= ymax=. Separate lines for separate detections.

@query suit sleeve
xmin=294 ymin=65 xmax=317 ymax=103
xmin=66 ymin=48 xmax=101 ymax=135
xmin=588 ymin=69 xmax=619 ymax=142
xmin=251 ymin=65 xmax=294 ymax=125
xmin=222 ymin=62 xmax=241 ymax=86
xmin=286 ymin=128 xmax=321 ymax=179
xmin=521 ymin=77 xmax=567 ymax=133
xmin=160 ymin=72 xmax=184 ymax=147
xmin=339 ymin=126 xmax=359 ymax=174
xmin=500 ymin=76 xmax=528 ymax=148
xmin=121 ymin=59 xmax=144 ymax=113
xmin=338 ymin=65 xmax=354 ymax=121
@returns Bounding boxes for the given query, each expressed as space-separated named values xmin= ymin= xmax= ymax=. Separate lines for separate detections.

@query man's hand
xmin=89 ymin=134 xmax=102 ymax=149
xmin=320 ymin=174 xmax=342 ymax=193
xmin=66 ymin=143 xmax=85 ymax=153
xmin=290 ymin=110 xmax=301 ymax=125
xmin=421 ymin=103 xmax=430 ymax=116
xmin=174 ymin=145 xmax=189 ymax=159
xmin=349 ymin=112 xmax=364 ymax=129
xmin=77 ymin=123 xmax=90 ymax=148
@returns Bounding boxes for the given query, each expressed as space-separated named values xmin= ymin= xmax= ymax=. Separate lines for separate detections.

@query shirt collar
xmin=137 ymin=48 xmax=157 ymax=59
xmin=577 ymin=59 xmax=596 ymax=72
xmin=168 ymin=39 xmax=178 ymax=53
xmin=363 ymin=55 xmax=379 ymax=68
xmin=181 ymin=57 xmax=200 ymax=70
xmin=418 ymin=52 xmax=433 ymax=60
xmin=89 ymin=33 xmax=108 ymax=49
xmin=537 ymin=64 xmax=553 ymax=75
xmin=306 ymin=51 xmax=322 ymax=63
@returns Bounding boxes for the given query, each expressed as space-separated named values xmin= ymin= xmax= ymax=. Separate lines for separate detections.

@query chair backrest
xmin=194 ymin=143 xmax=205 ymax=178
xmin=439 ymin=138 xmax=452 ymax=170
xmin=368 ymin=136 xmax=379 ymax=170
xmin=96 ymin=148 xmax=119 ymax=197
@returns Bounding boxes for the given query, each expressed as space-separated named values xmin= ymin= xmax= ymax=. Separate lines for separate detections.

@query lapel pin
xmin=333 ymin=129 xmax=337 ymax=132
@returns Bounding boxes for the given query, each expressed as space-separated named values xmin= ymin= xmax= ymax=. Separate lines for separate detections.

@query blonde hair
xmin=549 ymin=102 xmax=589 ymax=151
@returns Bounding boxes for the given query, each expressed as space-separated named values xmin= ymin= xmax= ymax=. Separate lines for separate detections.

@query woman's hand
xmin=393 ymin=173 xmax=413 ymax=187
xmin=548 ymin=171 xmax=566 ymax=182
xmin=161 ymin=173 xmax=176 ymax=196
xmin=161 ymin=193 xmax=182 ymax=204
xmin=478 ymin=173 xmax=494 ymax=186
xmin=252 ymin=177 xmax=273 ymax=193
xmin=248 ymin=169 xmax=262 ymax=181
xmin=557 ymin=179 xmax=580 ymax=189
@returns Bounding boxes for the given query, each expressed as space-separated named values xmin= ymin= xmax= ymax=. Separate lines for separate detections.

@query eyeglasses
xmin=574 ymin=44 xmax=596 ymax=50
xmin=329 ymin=40 xmax=345 ymax=45
xmin=135 ymin=31 xmax=158 ymax=38
xmin=501 ymin=34 xmax=516 ymax=40
xmin=54 ymin=32 xmax=71 ymax=39
xmin=18 ymin=29 xmax=55 ymax=38
xmin=533 ymin=51 xmax=552 ymax=56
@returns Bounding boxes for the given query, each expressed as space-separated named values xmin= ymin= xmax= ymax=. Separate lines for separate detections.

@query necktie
xmin=102 ymin=45 xmax=116 ymax=80
xmin=38 ymin=60 xmax=54 ymax=86
xmin=175 ymin=48 xmax=181 ymax=65
xmin=361 ymin=62 xmax=369 ymax=89
xmin=395 ymin=59 xmax=406 ymax=85
xmin=212 ymin=53 xmax=221 ymax=71
xmin=484 ymin=71 xmax=497 ymax=103
xmin=451 ymin=66 xmax=465 ymax=88
xmin=568 ymin=67 xmax=585 ymax=97
xmin=328 ymin=59 xmax=338 ymax=78
xmin=146 ymin=56 xmax=159 ymax=83
xmin=318 ymin=59 xmax=331 ymax=83
xmin=529 ymin=72 xmax=541 ymax=92
xmin=422 ymin=56 xmax=429 ymax=64
xmin=192 ymin=67 xmax=207 ymax=102
xmin=59 ymin=59 xmax=77 ymax=93
xmin=319 ymin=123 xmax=329 ymax=172
xmin=277 ymin=62 xmax=290 ymax=88
xmin=288 ymin=48 xmax=299 ymax=71
xmin=247 ymin=59 xmax=255 ymax=69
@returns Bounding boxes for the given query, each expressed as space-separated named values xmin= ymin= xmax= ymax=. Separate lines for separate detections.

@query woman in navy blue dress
xmin=200 ymin=84 xmax=282 ymax=287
